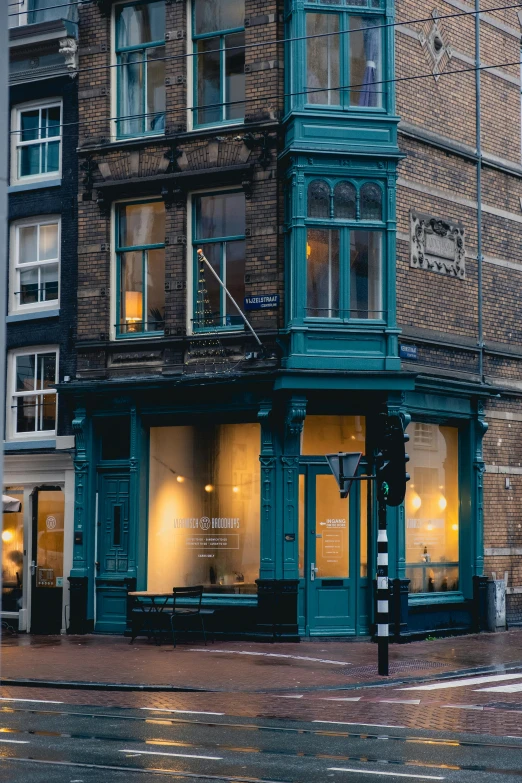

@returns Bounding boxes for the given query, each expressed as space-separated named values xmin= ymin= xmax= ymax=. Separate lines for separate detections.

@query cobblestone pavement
xmin=2 ymin=630 xmax=522 ymax=741
xmin=3 ymin=629 xmax=522 ymax=691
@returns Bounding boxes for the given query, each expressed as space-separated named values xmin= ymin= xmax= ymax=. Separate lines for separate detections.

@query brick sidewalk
xmin=2 ymin=630 xmax=522 ymax=691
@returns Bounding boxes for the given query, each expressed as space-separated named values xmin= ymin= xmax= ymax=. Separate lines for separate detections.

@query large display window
xmin=405 ymin=423 xmax=459 ymax=593
xmin=148 ymin=423 xmax=260 ymax=593
xmin=1 ymin=488 xmax=24 ymax=613
xmin=301 ymin=415 xmax=366 ymax=455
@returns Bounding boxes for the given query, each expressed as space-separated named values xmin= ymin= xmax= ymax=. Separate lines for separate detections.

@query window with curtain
xmin=116 ymin=200 xmax=165 ymax=336
xmin=192 ymin=0 xmax=245 ymax=127
xmin=115 ymin=0 xmax=166 ymax=138
xmin=13 ymin=102 xmax=61 ymax=183
xmin=192 ymin=191 xmax=246 ymax=330
xmin=405 ymin=423 xmax=460 ymax=594
xmin=11 ymin=218 xmax=60 ymax=314
xmin=306 ymin=12 xmax=383 ymax=108
xmin=305 ymin=178 xmax=384 ymax=320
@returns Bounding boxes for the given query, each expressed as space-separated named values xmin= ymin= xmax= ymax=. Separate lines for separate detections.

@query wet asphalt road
xmin=2 ymin=699 xmax=522 ymax=783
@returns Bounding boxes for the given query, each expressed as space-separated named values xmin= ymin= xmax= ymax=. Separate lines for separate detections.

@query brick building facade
xmin=2 ymin=5 xmax=78 ymax=633
xmin=25 ymin=0 xmax=521 ymax=637
xmin=395 ymin=0 xmax=522 ymax=626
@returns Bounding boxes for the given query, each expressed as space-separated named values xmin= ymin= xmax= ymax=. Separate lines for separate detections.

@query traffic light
xmin=376 ymin=413 xmax=410 ymax=507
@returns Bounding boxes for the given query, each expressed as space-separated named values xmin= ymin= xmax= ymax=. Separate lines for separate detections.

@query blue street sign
xmin=244 ymin=294 xmax=280 ymax=311
xmin=400 ymin=344 xmax=417 ymax=360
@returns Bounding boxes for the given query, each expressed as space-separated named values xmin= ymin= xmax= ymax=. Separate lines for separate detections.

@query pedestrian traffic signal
xmin=376 ymin=413 xmax=410 ymax=507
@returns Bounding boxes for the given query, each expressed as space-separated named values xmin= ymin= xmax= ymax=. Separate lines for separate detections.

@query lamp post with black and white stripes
xmin=375 ymin=413 xmax=410 ymax=676
xmin=376 ymin=480 xmax=390 ymax=676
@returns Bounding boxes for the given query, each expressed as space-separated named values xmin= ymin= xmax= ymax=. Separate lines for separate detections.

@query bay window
xmin=116 ymin=200 xmax=165 ymax=337
xmin=306 ymin=12 xmax=383 ymax=109
xmin=115 ymin=0 xmax=166 ymax=138
xmin=192 ymin=0 xmax=245 ymax=127
xmin=9 ymin=349 xmax=57 ymax=438
xmin=305 ymin=178 xmax=384 ymax=320
xmin=405 ymin=423 xmax=460 ymax=594
xmin=192 ymin=191 xmax=246 ymax=330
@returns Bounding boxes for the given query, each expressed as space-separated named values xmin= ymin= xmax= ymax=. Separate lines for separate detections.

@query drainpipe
xmin=475 ymin=0 xmax=484 ymax=382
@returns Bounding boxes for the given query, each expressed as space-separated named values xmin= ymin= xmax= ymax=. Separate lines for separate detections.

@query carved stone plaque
xmin=410 ymin=211 xmax=466 ymax=279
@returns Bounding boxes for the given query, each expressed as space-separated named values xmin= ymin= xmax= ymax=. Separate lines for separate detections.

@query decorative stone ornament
xmin=410 ymin=211 xmax=466 ymax=279
xmin=419 ymin=11 xmax=452 ymax=80
xmin=59 ymin=37 xmax=79 ymax=76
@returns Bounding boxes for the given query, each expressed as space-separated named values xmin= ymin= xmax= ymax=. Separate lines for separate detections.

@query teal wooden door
xmin=95 ymin=472 xmax=132 ymax=633
xmin=298 ymin=463 xmax=368 ymax=636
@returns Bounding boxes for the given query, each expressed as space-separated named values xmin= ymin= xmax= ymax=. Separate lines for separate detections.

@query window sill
xmin=8 ymin=178 xmax=61 ymax=193
xmin=191 ymin=119 xmax=244 ymax=133
xmin=114 ymin=131 xmax=165 ymax=143
xmin=4 ymin=438 xmax=56 ymax=451
xmin=7 ymin=308 xmax=59 ymax=323
xmin=115 ymin=331 xmax=164 ymax=341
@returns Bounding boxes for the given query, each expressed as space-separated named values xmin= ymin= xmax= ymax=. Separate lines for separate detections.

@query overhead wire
xmin=6 ymin=0 xmax=522 ymax=138
xmin=9 ymin=54 xmax=522 ymax=140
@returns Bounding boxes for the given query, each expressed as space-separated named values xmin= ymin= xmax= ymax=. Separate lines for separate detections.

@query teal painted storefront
xmin=65 ymin=374 xmax=489 ymax=638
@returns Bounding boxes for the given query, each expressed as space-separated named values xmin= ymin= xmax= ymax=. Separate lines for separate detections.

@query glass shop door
xmin=30 ymin=487 xmax=64 ymax=634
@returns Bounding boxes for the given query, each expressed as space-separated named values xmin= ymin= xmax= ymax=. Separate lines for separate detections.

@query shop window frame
xmin=9 ymin=216 xmax=61 ymax=316
xmin=10 ymin=99 xmax=62 ymax=186
xmin=190 ymin=188 xmax=246 ymax=334
xmin=403 ymin=418 xmax=465 ymax=605
xmin=114 ymin=198 xmax=166 ymax=340
xmin=7 ymin=346 xmax=59 ymax=441
xmin=190 ymin=0 xmax=246 ymax=129
xmin=113 ymin=0 xmax=166 ymax=141
xmin=302 ymin=176 xmax=386 ymax=323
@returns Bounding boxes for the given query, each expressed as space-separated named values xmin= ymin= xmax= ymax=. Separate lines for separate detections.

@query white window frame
xmin=10 ymin=99 xmax=62 ymax=186
xmin=7 ymin=346 xmax=59 ymax=441
xmin=9 ymin=216 xmax=61 ymax=315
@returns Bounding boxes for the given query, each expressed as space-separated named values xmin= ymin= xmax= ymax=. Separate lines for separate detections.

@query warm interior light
xmin=427 ymin=523 xmax=433 ymax=531
xmin=204 ymin=484 xmax=214 ymax=493
xmin=438 ymin=495 xmax=447 ymax=511
xmin=452 ymin=523 xmax=459 ymax=531
xmin=2 ymin=530 xmax=14 ymax=543
xmin=176 ymin=476 xmax=185 ymax=483
xmin=306 ymin=242 xmax=312 ymax=259
xmin=125 ymin=291 xmax=143 ymax=332
xmin=232 ymin=486 xmax=239 ymax=493
xmin=411 ymin=493 xmax=422 ymax=510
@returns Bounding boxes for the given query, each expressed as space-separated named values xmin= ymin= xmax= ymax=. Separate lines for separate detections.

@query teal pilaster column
xmin=128 ymin=404 xmax=139 ymax=580
xmin=473 ymin=400 xmax=488 ymax=577
xmin=71 ymin=407 xmax=90 ymax=577
xmin=259 ymin=400 xmax=277 ymax=580
xmin=281 ymin=396 xmax=307 ymax=580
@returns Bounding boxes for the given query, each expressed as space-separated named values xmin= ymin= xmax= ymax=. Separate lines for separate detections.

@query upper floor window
xmin=11 ymin=101 xmax=61 ymax=184
xmin=306 ymin=13 xmax=383 ymax=108
xmin=8 ymin=348 xmax=58 ymax=439
xmin=8 ymin=0 xmax=71 ymax=27
xmin=306 ymin=178 xmax=384 ymax=320
xmin=115 ymin=0 xmax=166 ymax=138
xmin=192 ymin=191 xmax=246 ymax=330
xmin=10 ymin=217 xmax=60 ymax=315
xmin=192 ymin=0 xmax=245 ymax=127
xmin=116 ymin=200 xmax=166 ymax=337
